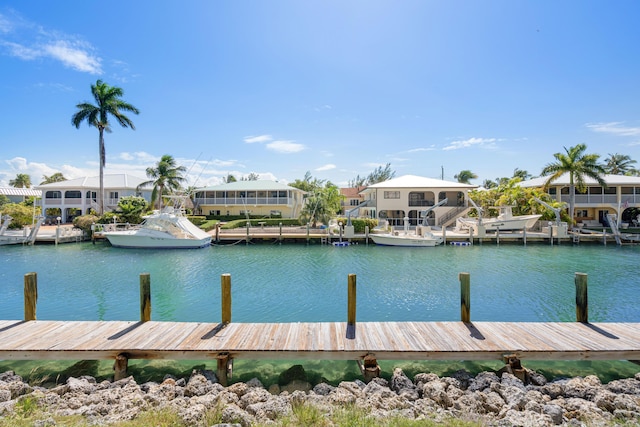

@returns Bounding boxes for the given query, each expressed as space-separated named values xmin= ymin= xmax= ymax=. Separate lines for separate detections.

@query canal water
xmin=1 ymin=241 xmax=639 ymax=385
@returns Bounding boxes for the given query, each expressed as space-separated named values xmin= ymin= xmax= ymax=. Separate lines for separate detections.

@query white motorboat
xmin=103 ymin=199 xmax=211 ymax=249
xmin=370 ymin=223 xmax=444 ymax=247
xmin=456 ymin=206 xmax=541 ymax=232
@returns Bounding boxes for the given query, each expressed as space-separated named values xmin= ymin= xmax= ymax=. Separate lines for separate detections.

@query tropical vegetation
xmin=138 ymin=154 xmax=187 ymax=210
xmin=291 ymin=172 xmax=343 ymax=227
xmin=604 ymin=153 xmax=637 ymax=175
xmin=348 ymin=163 xmax=396 ymax=187
xmin=72 ymin=79 xmax=139 ymax=215
xmin=40 ymin=173 xmax=67 ymax=184
xmin=454 ymin=170 xmax=477 ymax=184
xmin=9 ymin=173 xmax=32 ymax=188
xmin=540 ymin=144 xmax=607 ymax=228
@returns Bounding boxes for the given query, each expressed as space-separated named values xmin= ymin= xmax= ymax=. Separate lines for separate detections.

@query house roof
xmin=363 ymin=175 xmax=477 ymax=190
xmin=35 ymin=174 xmax=149 ymax=190
xmin=340 ymin=187 xmax=365 ymax=198
xmin=197 ymin=180 xmax=303 ymax=192
xmin=0 ymin=187 xmax=42 ymax=197
xmin=519 ymin=173 xmax=640 ymax=188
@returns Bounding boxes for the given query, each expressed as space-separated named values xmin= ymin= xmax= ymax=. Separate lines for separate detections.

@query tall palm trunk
xmin=98 ymin=128 xmax=105 ymax=215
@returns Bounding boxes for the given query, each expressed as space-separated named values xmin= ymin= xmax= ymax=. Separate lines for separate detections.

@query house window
xmin=384 ymin=191 xmax=400 ymax=199
xmin=350 ymin=199 xmax=360 ymax=206
xmin=576 ymin=210 xmax=588 ymax=218
xmin=109 ymin=192 xmax=119 ymax=199
xmin=86 ymin=191 xmax=97 ymax=200
xmin=209 ymin=210 xmax=221 ymax=216
xmin=65 ymin=191 xmax=81 ymax=198
xmin=45 ymin=191 xmax=61 ymax=199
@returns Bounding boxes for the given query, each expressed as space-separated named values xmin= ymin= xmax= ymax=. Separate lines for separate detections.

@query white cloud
xmin=586 ymin=122 xmax=640 ymax=137
xmin=408 ymin=146 xmax=436 ymax=153
xmin=43 ymin=40 xmax=102 ymax=74
xmin=0 ymin=11 xmax=102 ymax=74
xmin=244 ymin=135 xmax=273 ymax=144
xmin=443 ymin=137 xmax=498 ymax=151
xmin=266 ymin=140 xmax=305 ymax=153
xmin=316 ymin=164 xmax=336 ymax=171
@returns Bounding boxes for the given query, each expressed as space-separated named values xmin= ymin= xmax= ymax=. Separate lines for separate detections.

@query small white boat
xmin=370 ymin=224 xmax=444 ymax=247
xmin=456 ymin=206 xmax=541 ymax=232
xmin=103 ymin=198 xmax=211 ymax=249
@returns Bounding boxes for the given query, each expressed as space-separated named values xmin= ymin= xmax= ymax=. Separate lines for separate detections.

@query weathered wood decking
xmin=2 ymin=320 xmax=639 ymax=362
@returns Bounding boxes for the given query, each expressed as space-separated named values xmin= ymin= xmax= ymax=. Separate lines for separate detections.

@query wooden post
xmin=114 ymin=353 xmax=129 ymax=380
xmin=306 ymin=222 xmax=310 ymax=244
xmin=575 ymin=272 xmax=588 ymax=323
xmin=140 ymin=273 xmax=151 ymax=322
xmin=459 ymin=272 xmax=470 ymax=323
xmin=279 ymin=222 xmax=283 ymax=244
xmin=221 ymin=273 xmax=232 ymax=324
xmin=496 ymin=227 xmax=500 ymax=245
xmin=217 ymin=353 xmax=230 ymax=386
xmin=549 ymin=224 xmax=554 ymax=246
xmin=442 ymin=226 xmax=447 ymax=245
xmin=245 ymin=222 xmax=250 ymax=245
xmin=215 ymin=223 xmax=220 ymax=243
xmin=523 ymin=227 xmax=527 ymax=246
xmin=24 ymin=272 xmax=38 ymax=321
xmin=347 ymin=274 xmax=357 ymax=327
xmin=365 ymin=226 xmax=369 ymax=246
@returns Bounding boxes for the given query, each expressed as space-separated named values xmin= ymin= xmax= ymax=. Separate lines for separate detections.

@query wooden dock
xmin=3 ymin=272 xmax=639 ymax=383
xmin=2 ymin=319 xmax=639 ymax=362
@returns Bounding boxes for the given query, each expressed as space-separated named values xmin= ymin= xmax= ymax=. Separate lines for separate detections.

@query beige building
xmin=520 ymin=174 xmax=640 ymax=227
xmin=358 ymin=175 xmax=477 ymax=226
xmin=193 ymin=181 xmax=306 ymax=218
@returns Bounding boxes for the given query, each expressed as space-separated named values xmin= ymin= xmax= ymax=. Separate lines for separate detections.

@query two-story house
xmin=193 ymin=180 xmax=305 ymax=218
xmin=520 ymin=173 xmax=640 ymax=227
xmin=36 ymin=174 xmax=152 ymax=223
xmin=358 ymin=175 xmax=477 ymax=227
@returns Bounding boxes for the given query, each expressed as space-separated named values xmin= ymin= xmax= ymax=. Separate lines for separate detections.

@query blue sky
xmin=1 ymin=1 xmax=640 ymax=188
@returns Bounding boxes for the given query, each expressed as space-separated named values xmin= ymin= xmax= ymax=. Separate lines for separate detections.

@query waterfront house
xmin=519 ymin=174 xmax=640 ymax=227
xmin=36 ymin=174 xmax=152 ymax=223
xmin=358 ymin=175 xmax=477 ymax=226
xmin=193 ymin=180 xmax=306 ymax=218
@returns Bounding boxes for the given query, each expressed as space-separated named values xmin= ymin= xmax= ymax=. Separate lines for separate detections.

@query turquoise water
xmin=1 ymin=241 xmax=639 ymax=384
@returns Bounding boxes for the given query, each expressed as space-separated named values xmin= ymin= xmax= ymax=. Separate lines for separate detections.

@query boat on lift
xmin=369 ymin=199 xmax=447 ymax=247
xmin=103 ymin=196 xmax=211 ymax=249
xmin=456 ymin=205 xmax=542 ymax=232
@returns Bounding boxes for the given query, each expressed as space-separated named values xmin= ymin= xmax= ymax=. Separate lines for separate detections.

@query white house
xmin=359 ymin=175 xmax=477 ymax=226
xmin=36 ymin=174 xmax=152 ymax=223
xmin=519 ymin=173 xmax=640 ymax=226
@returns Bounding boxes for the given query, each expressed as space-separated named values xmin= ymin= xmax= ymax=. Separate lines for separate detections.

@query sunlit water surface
xmin=1 ymin=241 xmax=639 ymax=385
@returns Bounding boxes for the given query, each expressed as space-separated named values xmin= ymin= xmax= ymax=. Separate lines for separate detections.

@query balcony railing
xmin=561 ymin=195 xmax=622 ymax=204
xmin=194 ymin=197 xmax=294 ymax=206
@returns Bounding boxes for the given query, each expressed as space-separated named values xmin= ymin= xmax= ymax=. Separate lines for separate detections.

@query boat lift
xmin=533 ymin=197 xmax=568 ymax=238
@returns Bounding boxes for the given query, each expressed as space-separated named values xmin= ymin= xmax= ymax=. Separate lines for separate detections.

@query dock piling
xmin=140 ymin=273 xmax=151 ymax=322
xmin=459 ymin=272 xmax=471 ymax=323
xmin=24 ymin=272 xmax=37 ymax=321
xmin=347 ymin=274 xmax=357 ymax=328
xmin=221 ymin=274 xmax=232 ymax=324
xmin=575 ymin=273 xmax=588 ymax=323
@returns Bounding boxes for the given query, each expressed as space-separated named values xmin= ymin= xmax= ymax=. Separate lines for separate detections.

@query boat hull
xmin=370 ymin=233 xmax=443 ymax=247
xmin=459 ymin=215 xmax=542 ymax=231
xmin=104 ymin=230 xmax=211 ymax=249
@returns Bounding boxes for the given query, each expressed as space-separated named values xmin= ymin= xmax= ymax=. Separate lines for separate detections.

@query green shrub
xmin=221 ymin=218 xmax=303 ymax=229
xmin=335 ymin=217 xmax=379 ymax=233
xmin=73 ymin=215 xmax=100 ymax=233
xmin=1 ymin=203 xmax=37 ymax=229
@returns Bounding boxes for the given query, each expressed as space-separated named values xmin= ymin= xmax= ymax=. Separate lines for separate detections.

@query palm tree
xmin=541 ymin=144 xmax=607 ymax=228
xmin=604 ymin=153 xmax=637 ymax=175
xmin=40 ymin=173 xmax=67 ymax=184
xmin=454 ymin=170 xmax=477 ymax=184
xmin=72 ymin=80 xmax=139 ymax=214
xmin=138 ymin=155 xmax=187 ymax=210
xmin=9 ymin=173 xmax=32 ymax=188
